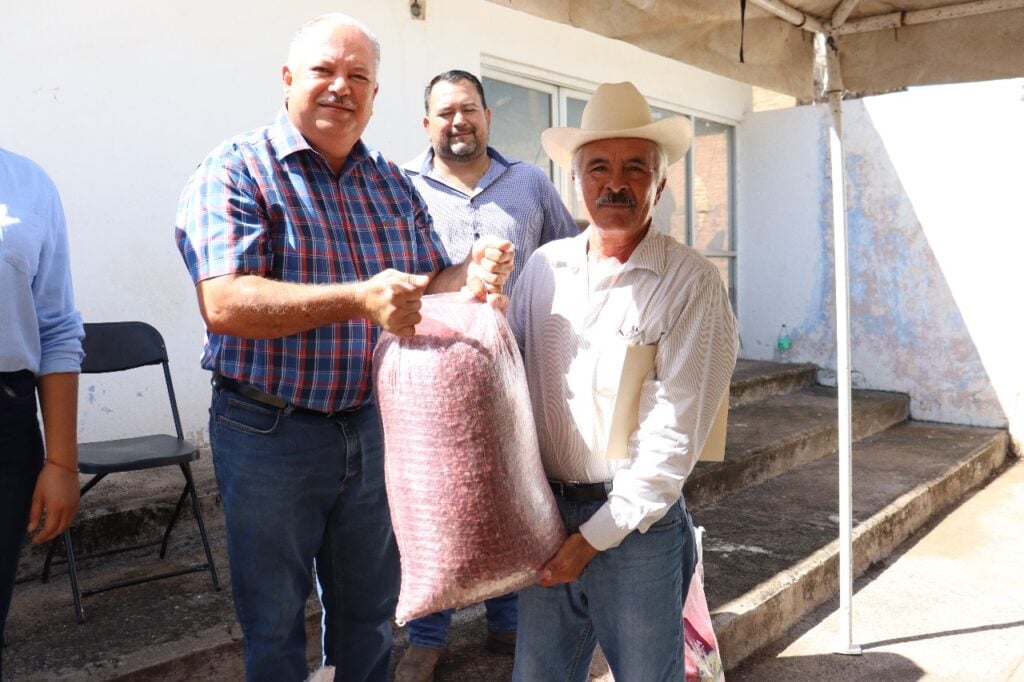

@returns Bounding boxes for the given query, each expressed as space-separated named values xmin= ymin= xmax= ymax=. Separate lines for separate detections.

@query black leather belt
xmin=212 ymin=374 xmax=362 ymax=419
xmin=548 ymin=479 xmax=611 ymax=502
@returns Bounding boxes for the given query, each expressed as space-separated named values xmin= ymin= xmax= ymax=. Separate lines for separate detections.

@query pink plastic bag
xmin=374 ymin=292 xmax=566 ymax=624
xmin=685 ymin=526 xmax=725 ymax=682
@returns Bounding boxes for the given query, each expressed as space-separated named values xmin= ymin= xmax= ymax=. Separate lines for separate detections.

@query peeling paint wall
xmin=738 ymin=80 xmax=1023 ymax=450
xmin=3 ymin=0 xmax=749 ymax=444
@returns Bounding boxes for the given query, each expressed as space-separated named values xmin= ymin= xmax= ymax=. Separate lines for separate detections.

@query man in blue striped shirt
xmin=175 ymin=17 xmax=513 ymax=682
xmin=396 ymin=70 xmax=578 ymax=682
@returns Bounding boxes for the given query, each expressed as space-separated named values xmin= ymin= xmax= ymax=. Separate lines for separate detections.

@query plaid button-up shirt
xmin=176 ymin=109 xmax=449 ymax=412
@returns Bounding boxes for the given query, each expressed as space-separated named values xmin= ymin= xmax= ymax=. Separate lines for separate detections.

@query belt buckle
xmin=549 ymin=479 xmax=580 ymax=498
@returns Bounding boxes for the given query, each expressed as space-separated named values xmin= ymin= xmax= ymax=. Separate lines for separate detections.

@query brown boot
xmin=485 ymin=629 xmax=516 ymax=656
xmin=394 ymin=644 xmax=445 ymax=682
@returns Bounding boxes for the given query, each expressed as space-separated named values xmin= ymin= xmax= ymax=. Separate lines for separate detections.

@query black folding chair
xmin=41 ymin=321 xmax=220 ymax=623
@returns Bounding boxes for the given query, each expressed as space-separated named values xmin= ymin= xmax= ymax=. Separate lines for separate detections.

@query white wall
xmin=738 ymin=79 xmax=1023 ymax=450
xmin=735 ymin=104 xmax=829 ymax=362
xmin=2 ymin=0 xmax=749 ymax=443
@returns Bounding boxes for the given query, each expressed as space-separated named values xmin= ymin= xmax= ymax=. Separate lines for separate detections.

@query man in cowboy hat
xmin=507 ymin=81 xmax=737 ymax=680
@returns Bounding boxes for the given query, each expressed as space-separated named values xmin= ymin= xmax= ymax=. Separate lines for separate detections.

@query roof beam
xmin=833 ymin=0 xmax=1024 ymax=35
xmin=748 ymin=0 xmax=826 ymax=33
xmin=751 ymin=0 xmax=1024 ymax=37
xmin=829 ymin=0 xmax=862 ymax=28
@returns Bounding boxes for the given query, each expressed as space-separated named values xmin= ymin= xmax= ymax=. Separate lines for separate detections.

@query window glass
xmin=650 ymin=106 xmax=689 ymax=245
xmin=708 ymin=256 xmax=736 ymax=310
xmin=692 ymin=119 xmax=733 ymax=253
xmin=566 ymin=97 xmax=586 ymax=127
xmin=566 ymin=96 xmax=588 ymax=223
xmin=482 ymin=77 xmax=554 ymax=178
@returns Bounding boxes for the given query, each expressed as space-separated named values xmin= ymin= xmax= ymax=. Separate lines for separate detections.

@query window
xmin=483 ymin=71 xmax=736 ymax=309
xmin=482 ymin=75 xmax=557 ymax=178
xmin=691 ymin=118 xmax=736 ymax=310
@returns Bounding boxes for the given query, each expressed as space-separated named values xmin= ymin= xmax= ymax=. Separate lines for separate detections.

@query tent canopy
xmin=486 ymin=0 xmax=1024 ymax=99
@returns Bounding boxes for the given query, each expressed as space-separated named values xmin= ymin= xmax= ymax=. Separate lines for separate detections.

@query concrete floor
xmin=731 ymin=456 xmax=1024 ymax=682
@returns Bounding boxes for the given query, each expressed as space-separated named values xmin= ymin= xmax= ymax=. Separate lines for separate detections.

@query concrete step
xmin=729 ymin=359 xmax=818 ymax=408
xmin=699 ymin=421 xmax=1009 ymax=670
xmin=403 ymin=420 xmax=1010 ymax=681
xmin=727 ymin=457 xmax=1024 ymax=682
xmin=6 ymin=507 xmax=239 ymax=681
xmin=685 ymin=385 xmax=909 ymax=508
xmin=10 ymin=360 xmax=850 ymax=583
xmin=8 ymin=423 xmax=1008 ymax=680
xmin=15 ymin=456 xmax=220 ymax=584
xmin=3 ymin=360 xmax=924 ymax=680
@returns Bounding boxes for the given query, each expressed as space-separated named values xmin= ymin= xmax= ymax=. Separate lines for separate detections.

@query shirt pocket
xmin=0 ymin=212 xmax=45 ymax=277
xmin=365 ymin=214 xmax=422 ymax=274
xmin=593 ymin=339 xmax=628 ymax=400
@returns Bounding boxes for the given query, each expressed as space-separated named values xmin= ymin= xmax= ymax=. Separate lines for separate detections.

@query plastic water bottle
xmin=776 ymin=324 xmax=792 ymax=361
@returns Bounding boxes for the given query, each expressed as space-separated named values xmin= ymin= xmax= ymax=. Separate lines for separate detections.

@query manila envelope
xmin=605 ymin=343 xmax=729 ymax=462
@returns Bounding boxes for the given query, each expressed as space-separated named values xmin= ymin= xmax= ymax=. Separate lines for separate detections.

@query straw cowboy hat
xmin=541 ymin=81 xmax=692 ymax=170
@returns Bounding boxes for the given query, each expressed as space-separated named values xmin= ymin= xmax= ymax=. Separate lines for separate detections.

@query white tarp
xmin=487 ymin=0 xmax=1024 ymax=99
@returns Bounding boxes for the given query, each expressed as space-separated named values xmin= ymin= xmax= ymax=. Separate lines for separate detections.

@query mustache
xmin=448 ymin=126 xmax=476 ymax=138
xmin=596 ymin=189 xmax=636 ymax=207
xmin=316 ymin=93 xmax=357 ymax=109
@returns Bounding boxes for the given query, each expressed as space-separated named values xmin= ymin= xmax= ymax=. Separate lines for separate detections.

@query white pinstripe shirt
xmin=508 ymin=226 xmax=738 ymax=551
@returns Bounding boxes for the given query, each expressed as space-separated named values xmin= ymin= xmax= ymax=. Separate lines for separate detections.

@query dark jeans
xmin=407 ymin=592 xmax=518 ymax=648
xmin=0 ymin=371 xmax=43 ymax=679
xmin=209 ymin=387 xmax=400 ymax=682
xmin=513 ymin=497 xmax=697 ymax=682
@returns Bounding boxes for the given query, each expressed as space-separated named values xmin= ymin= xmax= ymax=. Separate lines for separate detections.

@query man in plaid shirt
xmin=175 ymin=14 xmax=512 ymax=682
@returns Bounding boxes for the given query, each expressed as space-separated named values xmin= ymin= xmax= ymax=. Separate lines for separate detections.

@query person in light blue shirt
xmin=0 ymin=147 xmax=84 ymax=677
xmin=402 ymin=70 xmax=580 ymax=296
xmin=395 ymin=70 xmax=578 ymax=682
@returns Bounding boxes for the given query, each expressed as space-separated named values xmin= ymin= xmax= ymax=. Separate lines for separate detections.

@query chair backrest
xmin=81 ymin=321 xmax=185 ymax=439
xmin=81 ymin=321 xmax=168 ymax=373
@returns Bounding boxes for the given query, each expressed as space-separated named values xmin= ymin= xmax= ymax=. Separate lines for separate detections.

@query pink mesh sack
xmin=685 ymin=527 xmax=725 ymax=682
xmin=374 ymin=292 xmax=566 ymax=624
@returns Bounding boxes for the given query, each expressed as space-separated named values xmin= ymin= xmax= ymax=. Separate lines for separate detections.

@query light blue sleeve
xmin=34 ymin=170 xmax=84 ymax=375
xmin=537 ymin=169 xmax=580 ymax=244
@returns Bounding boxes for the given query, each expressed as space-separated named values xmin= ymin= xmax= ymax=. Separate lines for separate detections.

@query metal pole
xmin=833 ymin=0 xmax=1024 ymax=35
xmin=749 ymin=0 xmax=827 ymax=31
xmin=822 ymin=35 xmax=862 ymax=657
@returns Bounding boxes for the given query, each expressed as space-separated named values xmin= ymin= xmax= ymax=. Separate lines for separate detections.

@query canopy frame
xmin=750 ymin=0 xmax=1024 ymax=35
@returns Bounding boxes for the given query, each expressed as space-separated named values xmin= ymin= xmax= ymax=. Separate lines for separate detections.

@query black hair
xmin=424 ymin=70 xmax=487 ymax=113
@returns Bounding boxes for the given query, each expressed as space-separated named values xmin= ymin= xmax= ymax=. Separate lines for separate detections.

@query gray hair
xmin=287 ymin=13 xmax=381 ymax=69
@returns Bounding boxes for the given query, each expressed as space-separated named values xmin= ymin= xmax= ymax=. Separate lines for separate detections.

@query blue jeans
xmin=0 ymin=371 xmax=44 ymax=680
xmin=210 ymin=387 xmax=400 ymax=682
xmin=407 ymin=592 xmax=517 ymax=648
xmin=512 ymin=496 xmax=696 ymax=682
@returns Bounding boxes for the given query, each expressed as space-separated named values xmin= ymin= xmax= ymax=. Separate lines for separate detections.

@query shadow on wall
xmin=790 ymin=90 xmax=1015 ymax=439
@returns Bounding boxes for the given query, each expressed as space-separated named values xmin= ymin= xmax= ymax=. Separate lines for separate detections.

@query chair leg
xmin=42 ymin=473 xmax=104 ymax=584
xmin=159 ymin=485 xmax=191 ymax=559
xmin=62 ymin=529 xmax=85 ymax=624
xmin=41 ymin=537 xmax=59 ymax=584
xmin=181 ymin=462 xmax=221 ymax=590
